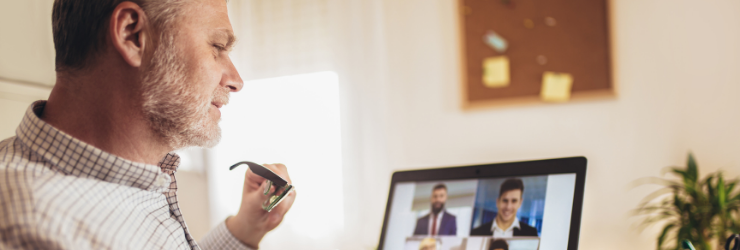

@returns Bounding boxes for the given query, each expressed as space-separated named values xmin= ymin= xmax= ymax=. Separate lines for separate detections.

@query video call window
xmin=384 ymin=173 xmax=576 ymax=250
xmin=470 ymin=176 xmax=547 ymax=237
xmin=410 ymin=180 xmax=478 ymax=237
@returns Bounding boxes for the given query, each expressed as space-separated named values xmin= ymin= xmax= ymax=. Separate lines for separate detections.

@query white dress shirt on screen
xmin=491 ymin=217 xmax=521 ymax=238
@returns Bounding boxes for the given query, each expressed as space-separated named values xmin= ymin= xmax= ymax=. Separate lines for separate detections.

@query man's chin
xmin=199 ymin=126 xmax=222 ymax=148
xmin=170 ymin=122 xmax=222 ymax=149
xmin=499 ymin=214 xmax=514 ymax=222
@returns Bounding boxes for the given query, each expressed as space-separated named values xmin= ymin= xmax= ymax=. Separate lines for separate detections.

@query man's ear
xmin=109 ymin=2 xmax=149 ymax=68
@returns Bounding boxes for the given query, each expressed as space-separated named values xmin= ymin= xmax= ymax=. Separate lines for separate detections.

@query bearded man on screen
xmin=413 ymin=183 xmax=458 ymax=236
xmin=0 ymin=0 xmax=295 ymax=249
xmin=471 ymin=178 xmax=538 ymax=237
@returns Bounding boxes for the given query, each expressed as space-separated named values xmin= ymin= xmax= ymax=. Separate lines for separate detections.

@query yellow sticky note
xmin=482 ymin=56 xmax=510 ymax=88
xmin=541 ymin=71 xmax=573 ymax=102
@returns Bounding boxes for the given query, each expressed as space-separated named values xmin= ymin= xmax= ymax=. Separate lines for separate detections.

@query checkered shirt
xmin=0 ymin=101 xmax=251 ymax=250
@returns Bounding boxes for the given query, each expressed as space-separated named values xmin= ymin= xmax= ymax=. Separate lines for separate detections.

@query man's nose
xmin=222 ymin=56 xmax=243 ymax=92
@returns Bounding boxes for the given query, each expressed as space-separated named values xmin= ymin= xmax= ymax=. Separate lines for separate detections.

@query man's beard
xmin=140 ymin=33 xmax=229 ymax=150
xmin=431 ymin=202 xmax=445 ymax=215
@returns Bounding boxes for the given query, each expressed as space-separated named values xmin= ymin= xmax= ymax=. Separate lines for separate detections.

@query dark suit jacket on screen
xmin=470 ymin=220 xmax=539 ymax=236
xmin=413 ymin=211 xmax=457 ymax=236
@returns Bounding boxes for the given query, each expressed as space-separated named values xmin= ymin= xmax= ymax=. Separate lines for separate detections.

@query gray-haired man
xmin=0 ymin=0 xmax=295 ymax=249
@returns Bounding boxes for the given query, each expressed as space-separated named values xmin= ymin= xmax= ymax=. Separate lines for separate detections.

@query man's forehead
xmin=500 ymin=189 xmax=522 ymax=197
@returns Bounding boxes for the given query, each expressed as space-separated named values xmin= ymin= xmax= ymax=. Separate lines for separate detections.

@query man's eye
xmin=213 ymin=44 xmax=226 ymax=51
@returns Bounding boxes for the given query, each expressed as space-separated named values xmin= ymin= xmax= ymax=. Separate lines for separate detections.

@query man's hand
xmin=225 ymin=163 xmax=296 ymax=248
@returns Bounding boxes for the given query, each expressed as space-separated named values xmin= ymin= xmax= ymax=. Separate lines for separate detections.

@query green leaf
xmin=731 ymin=192 xmax=740 ymax=204
xmin=637 ymin=187 xmax=676 ymax=206
xmin=706 ymin=176 xmax=716 ymax=198
xmin=719 ymin=174 xmax=727 ymax=211
xmin=686 ymin=153 xmax=699 ymax=184
xmin=726 ymin=179 xmax=738 ymax=190
xmin=657 ymin=223 xmax=676 ymax=249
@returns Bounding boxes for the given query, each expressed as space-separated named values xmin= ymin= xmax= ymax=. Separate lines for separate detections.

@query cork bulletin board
xmin=458 ymin=0 xmax=614 ymax=108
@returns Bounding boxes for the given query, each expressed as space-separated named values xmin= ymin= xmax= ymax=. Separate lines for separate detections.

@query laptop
xmin=377 ymin=157 xmax=587 ymax=250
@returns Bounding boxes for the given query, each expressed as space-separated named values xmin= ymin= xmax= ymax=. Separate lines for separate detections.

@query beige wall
xmin=0 ymin=80 xmax=51 ymax=138
xmin=0 ymin=0 xmax=55 ymax=138
xmin=175 ymin=171 xmax=211 ymax=241
xmin=346 ymin=0 xmax=740 ymax=249
xmin=0 ymin=0 xmax=56 ymax=86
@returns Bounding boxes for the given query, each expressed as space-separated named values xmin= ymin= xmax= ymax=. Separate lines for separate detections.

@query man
xmin=470 ymin=179 xmax=538 ymax=237
xmin=413 ymin=183 xmax=457 ymax=236
xmin=417 ymin=238 xmax=438 ymax=250
xmin=488 ymin=239 xmax=509 ymax=250
xmin=0 ymin=0 xmax=295 ymax=249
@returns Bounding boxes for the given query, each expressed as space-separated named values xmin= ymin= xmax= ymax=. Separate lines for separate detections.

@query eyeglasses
xmin=229 ymin=161 xmax=294 ymax=212
xmin=726 ymin=234 xmax=740 ymax=250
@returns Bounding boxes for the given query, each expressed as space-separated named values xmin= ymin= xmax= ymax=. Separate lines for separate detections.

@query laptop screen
xmin=378 ymin=158 xmax=585 ymax=250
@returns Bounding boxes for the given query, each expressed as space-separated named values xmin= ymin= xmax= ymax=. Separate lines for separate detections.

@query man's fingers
xmin=244 ymin=168 xmax=266 ymax=190
xmin=270 ymin=188 xmax=296 ymax=221
xmin=256 ymin=163 xmax=293 ymax=211
xmin=244 ymin=163 xmax=292 ymax=198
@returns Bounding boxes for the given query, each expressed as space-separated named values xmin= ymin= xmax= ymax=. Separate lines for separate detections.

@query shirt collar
xmin=432 ymin=209 xmax=445 ymax=217
xmin=491 ymin=216 xmax=520 ymax=232
xmin=16 ymin=101 xmax=180 ymax=192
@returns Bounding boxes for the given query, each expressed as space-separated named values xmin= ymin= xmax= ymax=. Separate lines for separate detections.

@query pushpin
xmin=524 ymin=19 xmax=535 ymax=29
xmin=536 ymin=55 xmax=548 ymax=65
xmin=545 ymin=17 xmax=557 ymax=27
xmin=483 ymin=30 xmax=508 ymax=53
xmin=501 ymin=0 xmax=516 ymax=9
xmin=463 ymin=6 xmax=472 ymax=15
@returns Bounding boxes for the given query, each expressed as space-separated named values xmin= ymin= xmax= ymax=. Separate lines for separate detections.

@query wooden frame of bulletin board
xmin=458 ymin=0 xmax=615 ymax=109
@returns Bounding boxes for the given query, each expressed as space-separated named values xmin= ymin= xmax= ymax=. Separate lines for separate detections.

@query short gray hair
xmin=52 ymin=0 xmax=187 ymax=72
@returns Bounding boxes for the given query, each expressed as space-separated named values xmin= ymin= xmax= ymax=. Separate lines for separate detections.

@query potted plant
xmin=635 ymin=153 xmax=740 ymax=250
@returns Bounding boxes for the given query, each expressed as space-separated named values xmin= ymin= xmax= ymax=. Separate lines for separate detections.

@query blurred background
xmin=1 ymin=0 xmax=739 ymax=249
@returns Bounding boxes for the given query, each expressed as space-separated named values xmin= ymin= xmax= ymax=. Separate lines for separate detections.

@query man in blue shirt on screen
xmin=471 ymin=178 xmax=538 ymax=237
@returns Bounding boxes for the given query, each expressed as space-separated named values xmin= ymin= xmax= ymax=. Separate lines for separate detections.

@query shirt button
xmin=156 ymin=175 xmax=169 ymax=187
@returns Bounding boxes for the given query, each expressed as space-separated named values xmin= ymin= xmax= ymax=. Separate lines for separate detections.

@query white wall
xmin=342 ymin=0 xmax=740 ymax=249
